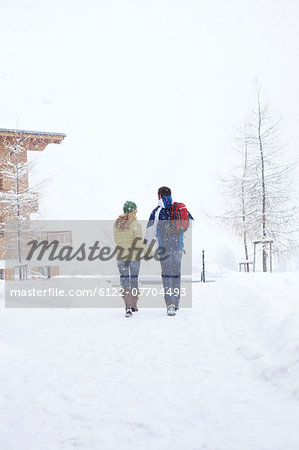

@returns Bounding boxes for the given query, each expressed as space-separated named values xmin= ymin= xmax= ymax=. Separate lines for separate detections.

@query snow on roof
xmin=0 ymin=128 xmax=66 ymax=138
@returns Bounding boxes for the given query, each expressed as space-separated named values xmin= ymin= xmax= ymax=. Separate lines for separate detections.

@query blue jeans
xmin=117 ymin=260 xmax=140 ymax=291
xmin=160 ymin=249 xmax=182 ymax=307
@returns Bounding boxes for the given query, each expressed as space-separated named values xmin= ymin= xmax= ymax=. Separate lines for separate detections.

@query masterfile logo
xmin=4 ymin=220 xmax=192 ymax=308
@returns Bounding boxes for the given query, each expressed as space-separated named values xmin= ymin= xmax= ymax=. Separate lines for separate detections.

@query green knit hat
xmin=123 ymin=201 xmax=137 ymax=214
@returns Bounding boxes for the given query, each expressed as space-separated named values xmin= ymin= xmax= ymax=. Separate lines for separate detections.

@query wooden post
xmin=253 ymin=240 xmax=274 ymax=272
xmin=253 ymin=242 xmax=256 ymax=272
xmin=269 ymin=241 xmax=273 ymax=273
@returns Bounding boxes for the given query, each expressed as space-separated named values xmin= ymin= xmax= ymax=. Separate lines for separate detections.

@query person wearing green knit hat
xmin=123 ymin=201 xmax=137 ymax=214
xmin=114 ymin=200 xmax=150 ymax=318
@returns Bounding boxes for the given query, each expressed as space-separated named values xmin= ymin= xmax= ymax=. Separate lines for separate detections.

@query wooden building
xmin=0 ymin=128 xmax=67 ymax=278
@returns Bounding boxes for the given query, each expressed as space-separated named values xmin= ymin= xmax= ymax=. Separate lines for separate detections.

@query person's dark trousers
xmin=160 ymin=249 xmax=182 ymax=307
xmin=117 ymin=260 xmax=141 ymax=291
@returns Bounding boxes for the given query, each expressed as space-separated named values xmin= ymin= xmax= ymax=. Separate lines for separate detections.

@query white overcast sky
xmin=1 ymin=0 xmax=299 ymax=268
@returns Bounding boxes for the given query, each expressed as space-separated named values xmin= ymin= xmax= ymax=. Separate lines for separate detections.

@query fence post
xmin=201 ymin=250 xmax=206 ymax=283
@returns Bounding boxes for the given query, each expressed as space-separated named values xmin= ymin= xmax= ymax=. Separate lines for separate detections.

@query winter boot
xmin=131 ymin=291 xmax=139 ymax=312
xmin=123 ymin=288 xmax=133 ymax=317
xmin=167 ymin=303 xmax=176 ymax=316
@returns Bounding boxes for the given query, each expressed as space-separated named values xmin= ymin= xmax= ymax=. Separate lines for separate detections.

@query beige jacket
xmin=113 ymin=219 xmax=150 ymax=261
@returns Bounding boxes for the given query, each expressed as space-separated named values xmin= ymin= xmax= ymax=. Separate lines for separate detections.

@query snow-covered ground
xmin=1 ymin=272 xmax=299 ymax=450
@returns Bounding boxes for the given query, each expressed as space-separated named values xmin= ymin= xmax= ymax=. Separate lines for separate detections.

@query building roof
xmin=0 ymin=128 xmax=66 ymax=152
xmin=0 ymin=128 xmax=66 ymax=138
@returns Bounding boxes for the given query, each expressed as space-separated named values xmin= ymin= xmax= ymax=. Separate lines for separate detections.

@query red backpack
xmin=170 ymin=202 xmax=191 ymax=234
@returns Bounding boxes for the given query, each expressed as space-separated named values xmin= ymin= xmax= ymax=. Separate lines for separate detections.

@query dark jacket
xmin=145 ymin=195 xmax=183 ymax=252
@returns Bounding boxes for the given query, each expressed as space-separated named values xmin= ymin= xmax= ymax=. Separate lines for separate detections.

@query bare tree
xmin=219 ymin=120 xmax=256 ymax=264
xmin=247 ymin=82 xmax=298 ymax=269
xmin=0 ymin=135 xmax=41 ymax=262
xmin=219 ymin=82 xmax=298 ymax=271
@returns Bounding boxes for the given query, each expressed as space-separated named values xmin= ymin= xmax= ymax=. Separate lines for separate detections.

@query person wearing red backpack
xmin=145 ymin=186 xmax=193 ymax=316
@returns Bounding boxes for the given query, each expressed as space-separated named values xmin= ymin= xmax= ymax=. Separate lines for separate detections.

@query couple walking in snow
xmin=113 ymin=186 xmax=192 ymax=317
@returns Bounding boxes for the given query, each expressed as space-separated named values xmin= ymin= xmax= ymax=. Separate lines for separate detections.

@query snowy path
xmin=1 ymin=273 xmax=299 ymax=450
